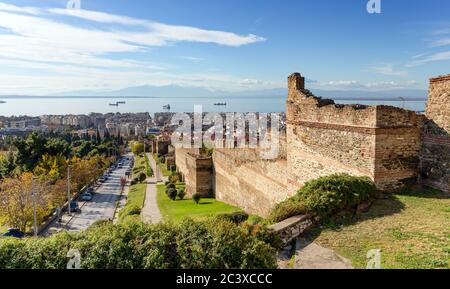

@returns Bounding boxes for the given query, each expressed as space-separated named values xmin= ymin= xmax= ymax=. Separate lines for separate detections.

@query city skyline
xmin=0 ymin=0 xmax=449 ymax=97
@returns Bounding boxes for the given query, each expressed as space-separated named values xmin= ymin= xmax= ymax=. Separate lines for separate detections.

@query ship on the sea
xmin=214 ymin=102 xmax=227 ymax=106
xmin=163 ymin=104 xmax=171 ymax=110
xmin=109 ymin=100 xmax=126 ymax=106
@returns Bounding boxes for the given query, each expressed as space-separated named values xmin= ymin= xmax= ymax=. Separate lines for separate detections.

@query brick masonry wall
xmin=213 ymin=148 xmax=290 ymax=217
xmin=286 ymin=73 xmax=422 ymax=191
xmin=175 ymin=148 xmax=213 ymax=196
xmin=420 ymin=75 xmax=450 ymax=192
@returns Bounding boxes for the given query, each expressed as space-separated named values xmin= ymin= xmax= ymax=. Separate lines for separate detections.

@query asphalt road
xmin=44 ymin=153 xmax=132 ymax=234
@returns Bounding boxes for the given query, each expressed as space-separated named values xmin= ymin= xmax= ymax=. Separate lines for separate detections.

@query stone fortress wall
xmin=420 ymin=75 xmax=450 ymax=192
xmin=286 ymin=73 xmax=422 ymax=192
xmin=175 ymin=73 xmax=450 ymax=216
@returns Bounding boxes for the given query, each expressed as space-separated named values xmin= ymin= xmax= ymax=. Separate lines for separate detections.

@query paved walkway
xmin=278 ymin=238 xmax=353 ymax=269
xmin=141 ymin=153 xmax=162 ymax=224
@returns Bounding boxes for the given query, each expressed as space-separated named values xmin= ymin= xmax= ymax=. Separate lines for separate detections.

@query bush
xmin=177 ymin=189 xmax=186 ymax=200
xmin=118 ymin=204 xmax=141 ymax=221
xmin=269 ymin=198 xmax=307 ymax=223
xmin=138 ymin=172 xmax=146 ymax=183
xmin=130 ymin=177 xmax=139 ymax=186
xmin=216 ymin=212 xmax=249 ymax=224
xmin=192 ymin=193 xmax=201 ymax=204
xmin=167 ymin=188 xmax=178 ymax=201
xmin=166 ymin=183 xmax=176 ymax=190
xmin=269 ymin=174 xmax=377 ymax=222
xmin=0 ymin=219 xmax=278 ymax=269
xmin=169 ymin=174 xmax=179 ymax=184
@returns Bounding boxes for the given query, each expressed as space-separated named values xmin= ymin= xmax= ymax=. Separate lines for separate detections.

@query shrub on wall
xmin=269 ymin=174 xmax=377 ymax=222
xmin=0 ymin=219 xmax=277 ymax=269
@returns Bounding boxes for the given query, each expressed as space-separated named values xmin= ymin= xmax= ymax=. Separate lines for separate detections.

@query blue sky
xmin=0 ymin=0 xmax=449 ymax=95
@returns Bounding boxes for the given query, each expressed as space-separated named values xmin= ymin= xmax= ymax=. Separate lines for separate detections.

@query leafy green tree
xmin=0 ymin=153 xmax=17 ymax=178
xmin=45 ymin=138 xmax=71 ymax=158
xmin=13 ymin=133 xmax=47 ymax=171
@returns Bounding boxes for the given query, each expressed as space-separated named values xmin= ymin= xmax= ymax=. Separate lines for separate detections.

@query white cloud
xmin=178 ymin=56 xmax=203 ymax=61
xmin=48 ymin=7 xmax=266 ymax=47
xmin=430 ymin=37 xmax=450 ymax=47
xmin=407 ymin=51 xmax=450 ymax=66
xmin=239 ymin=79 xmax=264 ymax=86
xmin=0 ymin=2 xmax=266 ymax=95
xmin=369 ymin=64 xmax=408 ymax=77
xmin=311 ymin=79 xmax=418 ymax=91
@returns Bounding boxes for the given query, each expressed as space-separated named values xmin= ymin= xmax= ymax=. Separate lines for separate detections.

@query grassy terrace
xmin=153 ymin=153 xmax=171 ymax=177
xmin=133 ymin=153 xmax=147 ymax=178
xmin=306 ymin=189 xmax=450 ymax=269
xmin=157 ymin=184 xmax=242 ymax=223
xmin=118 ymin=183 xmax=147 ymax=221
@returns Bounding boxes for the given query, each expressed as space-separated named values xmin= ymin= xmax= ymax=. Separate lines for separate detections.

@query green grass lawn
xmin=160 ymin=162 xmax=171 ymax=177
xmin=126 ymin=183 xmax=147 ymax=208
xmin=306 ymin=188 xmax=450 ymax=269
xmin=132 ymin=153 xmax=147 ymax=178
xmin=118 ymin=183 xmax=147 ymax=221
xmin=153 ymin=153 xmax=171 ymax=177
xmin=157 ymin=184 xmax=242 ymax=223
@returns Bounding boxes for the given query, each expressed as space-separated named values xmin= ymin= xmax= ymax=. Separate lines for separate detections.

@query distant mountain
xmin=0 ymin=84 xmax=427 ymax=100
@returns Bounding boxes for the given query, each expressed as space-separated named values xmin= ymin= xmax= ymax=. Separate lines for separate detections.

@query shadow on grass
xmin=199 ymin=202 xmax=214 ymax=205
xmin=304 ymin=193 xmax=407 ymax=242
xmin=396 ymin=186 xmax=450 ymax=200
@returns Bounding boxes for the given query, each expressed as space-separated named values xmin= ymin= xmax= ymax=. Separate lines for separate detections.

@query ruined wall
xmin=213 ymin=146 xmax=290 ymax=217
xmin=286 ymin=73 xmax=421 ymax=191
xmin=420 ymin=75 xmax=450 ymax=192
xmin=175 ymin=148 xmax=213 ymax=196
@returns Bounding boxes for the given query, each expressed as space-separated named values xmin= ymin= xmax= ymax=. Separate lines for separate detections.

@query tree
xmin=131 ymin=142 xmax=144 ymax=155
xmin=33 ymin=154 xmax=68 ymax=181
xmin=0 ymin=173 xmax=50 ymax=232
xmin=13 ymin=133 xmax=48 ymax=171
xmin=96 ymin=129 xmax=102 ymax=145
xmin=45 ymin=138 xmax=71 ymax=158
xmin=0 ymin=153 xmax=17 ymax=178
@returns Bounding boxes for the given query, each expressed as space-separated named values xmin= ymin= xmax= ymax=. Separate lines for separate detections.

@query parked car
xmin=70 ymin=201 xmax=80 ymax=213
xmin=81 ymin=192 xmax=93 ymax=202
xmin=2 ymin=228 xmax=24 ymax=238
xmin=98 ymin=177 xmax=106 ymax=183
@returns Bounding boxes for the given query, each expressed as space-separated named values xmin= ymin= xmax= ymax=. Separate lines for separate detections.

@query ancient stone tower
xmin=420 ymin=75 xmax=450 ymax=192
xmin=286 ymin=73 xmax=422 ymax=191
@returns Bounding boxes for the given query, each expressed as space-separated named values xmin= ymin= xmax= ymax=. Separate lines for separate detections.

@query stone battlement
xmin=430 ymin=74 xmax=450 ymax=83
